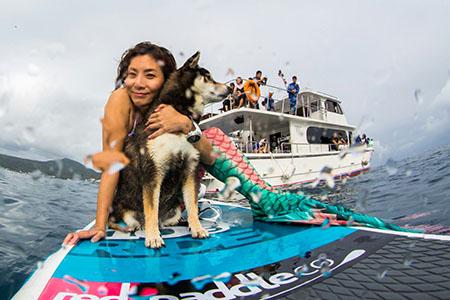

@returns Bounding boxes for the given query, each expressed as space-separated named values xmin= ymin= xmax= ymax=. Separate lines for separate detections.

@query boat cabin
xmin=200 ymin=90 xmax=355 ymax=156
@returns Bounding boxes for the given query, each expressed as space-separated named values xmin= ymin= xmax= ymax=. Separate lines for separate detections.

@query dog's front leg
xmin=143 ymin=180 xmax=164 ymax=248
xmin=183 ymin=175 xmax=209 ymax=239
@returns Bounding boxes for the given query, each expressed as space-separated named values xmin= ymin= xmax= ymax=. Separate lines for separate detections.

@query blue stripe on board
xmin=53 ymin=205 xmax=355 ymax=282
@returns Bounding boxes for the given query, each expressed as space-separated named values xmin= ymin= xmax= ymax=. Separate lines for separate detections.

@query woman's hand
xmin=145 ymin=104 xmax=192 ymax=139
xmin=63 ymin=227 xmax=106 ymax=245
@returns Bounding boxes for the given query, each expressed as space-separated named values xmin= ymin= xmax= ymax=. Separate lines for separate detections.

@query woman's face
xmin=124 ymin=54 xmax=165 ymax=108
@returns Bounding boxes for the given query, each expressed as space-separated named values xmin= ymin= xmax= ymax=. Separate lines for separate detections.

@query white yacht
xmin=200 ymin=88 xmax=373 ymax=192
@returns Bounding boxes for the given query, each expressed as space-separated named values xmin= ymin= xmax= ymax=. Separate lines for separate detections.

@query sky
xmin=0 ymin=0 xmax=449 ymax=164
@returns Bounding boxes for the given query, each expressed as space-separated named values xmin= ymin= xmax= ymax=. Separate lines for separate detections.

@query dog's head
xmin=159 ymin=52 xmax=230 ymax=119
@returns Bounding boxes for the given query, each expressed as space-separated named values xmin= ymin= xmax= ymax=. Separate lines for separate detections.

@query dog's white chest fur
xmin=146 ymin=133 xmax=199 ymax=170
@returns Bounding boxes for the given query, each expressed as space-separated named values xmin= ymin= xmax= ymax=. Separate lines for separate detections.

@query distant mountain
xmin=0 ymin=153 xmax=100 ymax=180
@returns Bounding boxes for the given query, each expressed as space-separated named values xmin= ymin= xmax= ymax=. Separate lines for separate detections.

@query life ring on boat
xmin=243 ymin=79 xmax=260 ymax=105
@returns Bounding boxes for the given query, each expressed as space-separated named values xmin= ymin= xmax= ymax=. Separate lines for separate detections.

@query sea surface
xmin=1 ymin=144 xmax=450 ymax=299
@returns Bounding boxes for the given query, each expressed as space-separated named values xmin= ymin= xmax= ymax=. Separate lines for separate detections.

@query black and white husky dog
xmin=109 ymin=52 xmax=230 ymax=248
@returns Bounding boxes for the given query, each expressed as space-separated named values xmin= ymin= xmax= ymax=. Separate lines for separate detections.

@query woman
xmin=64 ymin=42 xmax=215 ymax=245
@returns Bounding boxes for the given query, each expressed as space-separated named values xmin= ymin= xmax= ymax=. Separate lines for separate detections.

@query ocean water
xmin=1 ymin=144 xmax=450 ymax=299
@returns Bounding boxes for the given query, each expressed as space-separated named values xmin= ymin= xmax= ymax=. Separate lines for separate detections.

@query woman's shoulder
xmin=105 ymin=88 xmax=131 ymax=112
xmin=104 ymin=88 xmax=132 ymax=129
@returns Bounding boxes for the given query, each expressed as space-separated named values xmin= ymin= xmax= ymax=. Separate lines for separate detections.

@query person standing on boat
xmin=262 ymin=91 xmax=275 ymax=111
xmin=244 ymin=76 xmax=260 ymax=109
xmin=287 ymin=76 xmax=300 ymax=115
xmin=234 ymin=77 xmax=247 ymax=109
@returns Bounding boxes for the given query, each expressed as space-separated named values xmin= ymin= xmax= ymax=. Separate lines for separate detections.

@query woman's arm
xmin=64 ymin=89 xmax=130 ymax=245
xmin=145 ymin=104 xmax=215 ymax=166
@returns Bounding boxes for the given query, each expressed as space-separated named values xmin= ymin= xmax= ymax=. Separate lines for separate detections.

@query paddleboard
xmin=13 ymin=199 xmax=450 ymax=299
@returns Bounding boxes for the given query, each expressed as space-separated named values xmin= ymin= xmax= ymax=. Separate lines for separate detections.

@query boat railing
xmin=233 ymin=141 xmax=349 ymax=155
xmin=280 ymin=142 xmax=349 ymax=154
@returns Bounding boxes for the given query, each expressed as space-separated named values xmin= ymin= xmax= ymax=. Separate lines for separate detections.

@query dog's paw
xmin=191 ymin=227 xmax=209 ymax=239
xmin=145 ymin=235 xmax=165 ymax=248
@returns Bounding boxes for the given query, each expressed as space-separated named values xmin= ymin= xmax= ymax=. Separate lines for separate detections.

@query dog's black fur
xmin=109 ymin=52 xmax=229 ymax=247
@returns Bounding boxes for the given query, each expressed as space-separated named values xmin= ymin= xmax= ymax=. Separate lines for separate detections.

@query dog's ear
xmin=183 ymin=51 xmax=200 ymax=69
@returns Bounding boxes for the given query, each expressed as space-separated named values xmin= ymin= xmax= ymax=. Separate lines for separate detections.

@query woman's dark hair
xmin=115 ymin=42 xmax=177 ymax=89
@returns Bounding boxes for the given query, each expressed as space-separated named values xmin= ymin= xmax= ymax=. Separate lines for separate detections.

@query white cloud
xmin=0 ymin=0 xmax=449 ymax=163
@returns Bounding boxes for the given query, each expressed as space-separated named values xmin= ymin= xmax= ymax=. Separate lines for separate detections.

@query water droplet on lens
xmin=318 ymin=253 xmax=327 ymax=261
xmin=376 ymin=268 xmax=388 ymax=280
xmin=191 ymin=274 xmax=213 ymax=290
xmin=225 ymin=68 xmax=235 ymax=76
xmin=128 ymin=285 xmax=138 ymax=295
xmin=22 ymin=126 xmax=36 ymax=143
xmin=185 ymin=88 xmax=193 ymax=99
xmin=27 ymin=63 xmax=40 ymax=76
xmin=346 ymin=216 xmax=354 ymax=226
xmin=250 ymin=191 xmax=261 ymax=204
xmin=405 ymin=170 xmax=412 ymax=176
xmin=294 ymin=264 xmax=309 ymax=276
xmin=403 ymin=253 xmax=413 ymax=267
xmin=240 ymin=278 xmax=260 ymax=288
xmin=179 ymin=51 xmax=185 ymax=57
xmin=321 ymin=218 xmax=330 ymax=230
xmin=219 ymin=176 xmax=241 ymax=201
xmin=109 ymin=139 xmax=118 ymax=149
xmin=108 ymin=162 xmax=125 ymax=175
xmin=168 ymin=272 xmax=182 ymax=285
xmin=97 ymin=285 xmax=108 ymax=295
xmin=320 ymin=265 xmax=331 ymax=277
xmin=414 ymin=89 xmax=423 ymax=104
xmin=0 ymin=96 xmax=10 ymax=118
xmin=31 ymin=170 xmax=42 ymax=180
xmin=37 ymin=261 xmax=44 ymax=269
xmin=214 ymin=272 xmax=232 ymax=283
xmin=385 ymin=159 xmax=398 ymax=176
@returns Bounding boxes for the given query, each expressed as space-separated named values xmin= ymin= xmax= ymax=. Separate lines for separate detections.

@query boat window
xmin=325 ymin=100 xmax=343 ymax=114
xmin=310 ymin=99 xmax=319 ymax=113
xmin=306 ymin=126 xmax=348 ymax=144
